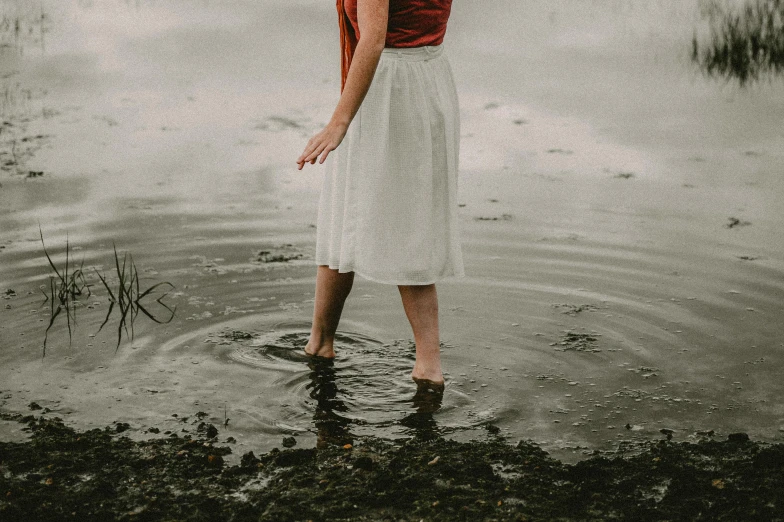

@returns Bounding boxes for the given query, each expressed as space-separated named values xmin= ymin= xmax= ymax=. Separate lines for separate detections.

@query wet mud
xmin=1 ymin=412 xmax=783 ymax=521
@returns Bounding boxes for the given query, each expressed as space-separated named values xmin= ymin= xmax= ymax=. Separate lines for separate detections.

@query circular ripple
xmin=225 ymin=322 xmax=485 ymax=441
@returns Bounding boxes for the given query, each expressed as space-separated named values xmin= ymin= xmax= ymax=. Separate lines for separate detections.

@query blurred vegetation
xmin=692 ymin=0 xmax=784 ymax=85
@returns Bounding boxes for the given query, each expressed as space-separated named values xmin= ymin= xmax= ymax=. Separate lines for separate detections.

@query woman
xmin=296 ymin=0 xmax=463 ymax=388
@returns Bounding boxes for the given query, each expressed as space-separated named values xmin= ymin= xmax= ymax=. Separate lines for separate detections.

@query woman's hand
xmin=296 ymin=0 xmax=387 ymax=171
xmin=296 ymin=120 xmax=349 ymax=170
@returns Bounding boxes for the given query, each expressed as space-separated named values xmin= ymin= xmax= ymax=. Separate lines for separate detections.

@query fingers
xmin=301 ymin=141 xmax=329 ymax=167
xmin=319 ymin=145 xmax=334 ymax=164
xmin=296 ymin=134 xmax=321 ymax=164
xmin=296 ymin=126 xmax=344 ymax=169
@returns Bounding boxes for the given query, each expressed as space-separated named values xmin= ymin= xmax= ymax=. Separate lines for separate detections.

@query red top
xmin=344 ymin=0 xmax=453 ymax=48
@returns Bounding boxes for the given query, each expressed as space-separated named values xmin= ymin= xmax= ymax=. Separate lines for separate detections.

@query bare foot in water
xmin=304 ymin=340 xmax=335 ymax=358
xmin=411 ymin=366 xmax=445 ymax=389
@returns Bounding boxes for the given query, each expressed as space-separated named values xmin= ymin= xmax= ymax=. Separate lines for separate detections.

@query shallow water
xmin=1 ymin=0 xmax=784 ymax=463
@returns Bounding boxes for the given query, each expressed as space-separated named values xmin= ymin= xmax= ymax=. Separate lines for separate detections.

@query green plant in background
xmin=39 ymin=226 xmax=176 ymax=356
xmin=692 ymin=0 xmax=784 ymax=85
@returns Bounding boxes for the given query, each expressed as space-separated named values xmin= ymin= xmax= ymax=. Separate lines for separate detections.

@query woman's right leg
xmin=305 ymin=265 xmax=355 ymax=358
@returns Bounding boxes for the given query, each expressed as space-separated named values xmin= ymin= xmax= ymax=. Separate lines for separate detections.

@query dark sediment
xmin=2 ymin=413 xmax=783 ymax=521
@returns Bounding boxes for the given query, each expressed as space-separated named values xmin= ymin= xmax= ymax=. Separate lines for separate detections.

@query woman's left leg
xmin=397 ymin=283 xmax=444 ymax=386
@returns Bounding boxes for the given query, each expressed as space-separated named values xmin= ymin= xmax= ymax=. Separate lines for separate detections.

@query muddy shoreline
xmin=1 ymin=411 xmax=782 ymax=521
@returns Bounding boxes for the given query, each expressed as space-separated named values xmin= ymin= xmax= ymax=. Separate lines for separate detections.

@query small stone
xmin=282 ymin=436 xmax=297 ymax=448
xmin=354 ymin=456 xmax=373 ymax=471
xmin=486 ymin=424 xmax=501 ymax=435
xmin=728 ymin=432 xmax=750 ymax=443
xmin=240 ymin=451 xmax=260 ymax=468
xmin=427 ymin=456 xmax=440 ymax=466
xmin=207 ymin=454 xmax=224 ymax=467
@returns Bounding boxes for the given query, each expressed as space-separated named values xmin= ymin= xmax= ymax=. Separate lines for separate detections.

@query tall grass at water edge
xmin=39 ymin=225 xmax=176 ymax=357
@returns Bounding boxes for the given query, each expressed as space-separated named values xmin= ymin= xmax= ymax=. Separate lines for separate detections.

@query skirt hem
xmin=314 ymin=261 xmax=465 ymax=286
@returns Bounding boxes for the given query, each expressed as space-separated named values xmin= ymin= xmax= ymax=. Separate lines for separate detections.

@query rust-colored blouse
xmin=337 ymin=0 xmax=453 ymax=90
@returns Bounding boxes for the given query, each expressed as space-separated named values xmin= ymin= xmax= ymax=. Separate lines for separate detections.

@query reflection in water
xmin=306 ymin=358 xmax=353 ymax=449
xmin=306 ymin=357 xmax=445 ymax=447
xmin=39 ymin=228 xmax=91 ymax=355
xmin=692 ymin=0 xmax=784 ymax=85
xmin=2 ymin=0 xmax=784 ymax=461
xmin=38 ymin=231 xmax=176 ymax=355
xmin=399 ymin=385 xmax=444 ymax=441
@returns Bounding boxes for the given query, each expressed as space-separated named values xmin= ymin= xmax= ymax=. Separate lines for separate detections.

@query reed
xmin=94 ymin=243 xmax=176 ymax=352
xmin=692 ymin=0 xmax=784 ymax=85
xmin=39 ymin=227 xmax=175 ymax=356
xmin=39 ymin=224 xmax=91 ymax=356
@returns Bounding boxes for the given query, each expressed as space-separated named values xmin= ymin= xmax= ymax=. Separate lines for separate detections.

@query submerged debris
xmin=552 ymin=303 xmax=600 ymax=315
xmin=253 ymin=244 xmax=304 ymax=263
xmin=221 ymin=329 xmax=255 ymax=342
xmin=551 ymin=331 xmax=602 ymax=352
xmin=726 ymin=216 xmax=752 ymax=228
xmin=475 ymin=213 xmax=513 ymax=221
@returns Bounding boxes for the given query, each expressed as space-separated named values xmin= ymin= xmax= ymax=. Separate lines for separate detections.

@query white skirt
xmin=315 ymin=44 xmax=465 ymax=285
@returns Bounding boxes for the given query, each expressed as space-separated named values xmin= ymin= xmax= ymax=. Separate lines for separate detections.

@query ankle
xmin=412 ymin=360 xmax=443 ymax=379
xmin=307 ymin=329 xmax=333 ymax=347
xmin=305 ymin=335 xmax=336 ymax=357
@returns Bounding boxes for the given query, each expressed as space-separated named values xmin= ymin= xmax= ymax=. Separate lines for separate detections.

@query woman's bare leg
xmin=397 ymin=283 xmax=444 ymax=386
xmin=305 ymin=265 xmax=355 ymax=358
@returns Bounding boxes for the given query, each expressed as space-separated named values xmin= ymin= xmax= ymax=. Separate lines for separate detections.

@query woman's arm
xmin=296 ymin=0 xmax=389 ymax=170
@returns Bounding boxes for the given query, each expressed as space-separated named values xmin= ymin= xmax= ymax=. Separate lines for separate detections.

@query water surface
xmin=1 ymin=0 xmax=784 ymax=463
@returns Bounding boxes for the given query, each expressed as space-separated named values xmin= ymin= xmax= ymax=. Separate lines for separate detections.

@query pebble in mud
xmin=282 ymin=437 xmax=297 ymax=448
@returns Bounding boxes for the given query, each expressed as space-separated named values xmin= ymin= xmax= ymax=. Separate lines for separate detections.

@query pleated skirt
xmin=315 ymin=44 xmax=465 ymax=285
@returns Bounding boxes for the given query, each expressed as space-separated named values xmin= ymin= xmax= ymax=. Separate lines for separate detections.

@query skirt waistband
xmin=381 ymin=44 xmax=444 ymax=61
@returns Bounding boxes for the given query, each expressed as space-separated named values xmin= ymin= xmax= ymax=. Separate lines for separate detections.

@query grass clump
xmin=39 ymin=225 xmax=91 ymax=356
xmin=692 ymin=0 xmax=784 ymax=85
xmin=38 ymin=225 xmax=175 ymax=356
xmin=94 ymin=243 xmax=176 ymax=352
